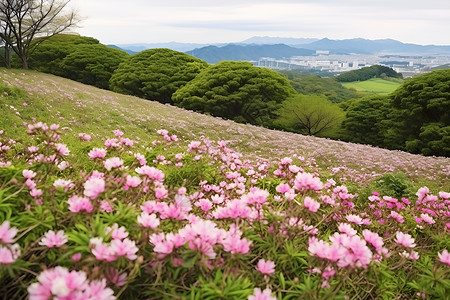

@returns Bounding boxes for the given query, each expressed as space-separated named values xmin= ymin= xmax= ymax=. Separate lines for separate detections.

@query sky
xmin=69 ymin=0 xmax=450 ymax=45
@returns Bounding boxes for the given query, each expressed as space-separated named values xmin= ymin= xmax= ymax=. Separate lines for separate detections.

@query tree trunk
xmin=21 ymin=55 xmax=28 ymax=69
xmin=4 ymin=45 xmax=11 ymax=68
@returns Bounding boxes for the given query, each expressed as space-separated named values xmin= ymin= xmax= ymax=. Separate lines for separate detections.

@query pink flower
xmin=304 ymin=196 xmax=320 ymax=212
xmin=420 ymin=213 xmax=435 ymax=224
xmin=103 ymin=157 xmax=123 ymax=171
xmin=276 ymin=183 xmax=291 ymax=194
xmin=294 ymin=172 xmax=323 ymax=191
xmin=389 ymin=211 xmax=405 ymax=223
xmin=27 ymin=267 xmax=115 ymax=300
xmin=135 ymin=166 xmax=164 ymax=181
xmin=256 ymin=259 xmax=275 ymax=274
xmin=110 ymin=238 xmax=138 ymax=260
xmin=67 ymin=195 xmax=93 ymax=213
xmin=0 ymin=244 xmax=20 ymax=264
xmin=338 ymin=223 xmax=357 ymax=236
xmin=105 ymin=224 xmax=129 ymax=240
xmin=134 ymin=153 xmax=147 ymax=166
xmin=125 ymin=175 xmax=142 ymax=188
xmin=83 ymin=177 xmax=105 ymax=199
xmin=195 ymin=198 xmax=213 ymax=211
xmin=113 ymin=129 xmax=123 ymax=137
xmin=55 ymin=143 xmax=70 ymax=155
xmin=394 ymin=231 xmax=416 ymax=248
xmin=137 ymin=212 xmax=160 ymax=229
xmin=438 ymin=249 xmax=450 ymax=266
xmin=362 ymin=229 xmax=384 ymax=254
xmin=23 ymin=169 xmax=36 ymax=179
xmin=28 ymin=146 xmax=39 ymax=153
xmin=78 ymin=133 xmax=91 ymax=141
xmin=39 ymin=230 xmax=68 ymax=248
xmin=248 ymin=288 xmax=276 ymax=300
xmin=88 ymin=148 xmax=107 ymax=160
xmin=346 ymin=214 xmax=363 ymax=225
xmin=30 ymin=188 xmax=43 ymax=198
xmin=0 ymin=221 xmax=18 ymax=243
xmin=155 ymin=186 xmax=168 ymax=199
xmin=105 ymin=267 xmax=127 ymax=287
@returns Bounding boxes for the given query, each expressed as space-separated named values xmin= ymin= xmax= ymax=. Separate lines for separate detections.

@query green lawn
xmin=341 ymin=78 xmax=402 ymax=94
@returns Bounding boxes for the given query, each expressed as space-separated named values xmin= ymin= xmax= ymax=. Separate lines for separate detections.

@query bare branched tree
xmin=0 ymin=0 xmax=78 ymax=69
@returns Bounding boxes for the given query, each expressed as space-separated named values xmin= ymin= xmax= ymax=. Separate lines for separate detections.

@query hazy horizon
xmin=70 ymin=0 xmax=450 ymax=46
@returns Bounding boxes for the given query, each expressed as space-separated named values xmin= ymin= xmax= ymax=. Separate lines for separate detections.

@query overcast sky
xmin=69 ymin=0 xmax=450 ymax=45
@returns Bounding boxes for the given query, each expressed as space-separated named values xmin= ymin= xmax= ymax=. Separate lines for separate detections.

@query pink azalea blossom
xmin=394 ymin=231 xmax=416 ymax=248
xmin=55 ymin=143 xmax=70 ymax=155
xmin=110 ymin=238 xmax=138 ymax=260
xmin=256 ymin=259 xmax=275 ymax=274
xmin=30 ymin=188 xmax=43 ymax=198
xmin=67 ymin=195 xmax=93 ymax=213
xmin=0 ymin=221 xmax=18 ymax=243
xmin=134 ymin=153 xmax=147 ymax=166
xmin=0 ymin=244 xmax=21 ymax=264
xmin=23 ymin=169 xmax=36 ymax=179
xmin=294 ymin=172 xmax=323 ymax=191
xmin=113 ymin=129 xmax=123 ymax=137
xmin=420 ymin=213 xmax=435 ymax=224
xmin=304 ymin=196 xmax=320 ymax=212
xmin=389 ymin=211 xmax=405 ymax=223
xmin=27 ymin=267 xmax=115 ymax=300
xmin=83 ymin=177 xmax=105 ymax=199
xmin=248 ymin=288 xmax=276 ymax=300
xmin=438 ymin=249 xmax=450 ymax=266
xmin=135 ymin=166 xmax=164 ymax=181
xmin=105 ymin=224 xmax=129 ymax=240
xmin=88 ymin=148 xmax=107 ymax=160
xmin=39 ymin=230 xmax=68 ymax=248
xmin=103 ymin=157 xmax=124 ymax=171
xmin=137 ymin=212 xmax=160 ymax=229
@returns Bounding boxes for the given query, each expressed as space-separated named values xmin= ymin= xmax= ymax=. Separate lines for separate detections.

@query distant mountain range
xmin=113 ymin=37 xmax=450 ymax=61
xmin=186 ymin=44 xmax=315 ymax=64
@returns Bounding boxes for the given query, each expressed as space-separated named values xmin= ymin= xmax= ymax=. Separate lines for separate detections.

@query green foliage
xmin=341 ymin=78 xmax=403 ymax=94
xmin=275 ymin=94 xmax=345 ymax=137
xmin=59 ymin=44 xmax=129 ymax=89
xmin=373 ymin=172 xmax=414 ymax=199
xmin=279 ymin=71 xmax=361 ymax=103
xmin=336 ymin=65 xmax=403 ymax=82
xmin=188 ymin=271 xmax=254 ymax=299
xmin=22 ymin=34 xmax=99 ymax=74
xmin=172 ymin=61 xmax=296 ymax=126
xmin=109 ymin=48 xmax=208 ymax=104
xmin=388 ymin=69 xmax=450 ymax=156
xmin=340 ymin=95 xmax=390 ymax=146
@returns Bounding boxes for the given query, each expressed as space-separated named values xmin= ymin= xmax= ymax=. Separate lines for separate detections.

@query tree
xmin=336 ymin=65 xmax=402 ymax=82
xmin=109 ymin=48 xmax=208 ymax=104
xmin=59 ymin=44 xmax=129 ymax=89
xmin=340 ymin=95 xmax=391 ymax=146
xmin=172 ymin=61 xmax=296 ymax=126
xmin=275 ymin=95 xmax=345 ymax=137
xmin=0 ymin=0 xmax=78 ymax=69
xmin=387 ymin=69 xmax=450 ymax=156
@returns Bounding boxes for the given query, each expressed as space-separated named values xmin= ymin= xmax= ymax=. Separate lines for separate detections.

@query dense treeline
xmin=280 ymin=70 xmax=361 ymax=103
xmin=2 ymin=34 xmax=448 ymax=157
xmin=110 ymin=49 xmax=208 ymax=104
xmin=13 ymin=34 xmax=129 ymax=89
xmin=336 ymin=65 xmax=403 ymax=82
xmin=172 ymin=61 xmax=296 ymax=126
xmin=341 ymin=69 xmax=450 ymax=156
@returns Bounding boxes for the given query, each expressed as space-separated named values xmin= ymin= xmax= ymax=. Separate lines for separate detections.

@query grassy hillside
xmin=342 ymin=78 xmax=403 ymax=94
xmin=1 ymin=68 xmax=449 ymax=299
xmin=0 ymin=69 xmax=447 ymax=187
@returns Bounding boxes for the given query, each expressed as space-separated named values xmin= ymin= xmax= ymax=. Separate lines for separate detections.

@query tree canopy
xmin=275 ymin=94 xmax=345 ymax=137
xmin=109 ymin=48 xmax=208 ymax=104
xmin=172 ymin=61 xmax=296 ymax=126
xmin=0 ymin=0 xmax=78 ymax=69
xmin=336 ymin=65 xmax=402 ymax=82
xmin=280 ymin=71 xmax=361 ymax=103
xmin=388 ymin=69 xmax=450 ymax=156
xmin=340 ymin=69 xmax=450 ymax=156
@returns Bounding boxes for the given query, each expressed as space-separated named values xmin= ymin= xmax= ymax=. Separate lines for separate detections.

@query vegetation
xmin=280 ymin=70 xmax=361 ymax=103
xmin=341 ymin=69 xmax=450 ymax=157
xmin=0 ymin=69 xmax=448 ymax=300
xmin=0 ymin=0 xmax=78 ymax=69
xmin=109 ymin=48 xmax=208 ymax=104
xmin=275 ymin=95 xmax=345 ymax=137
xmin=336 ymin=65 xmax=403 ymax=82
xmin=388 ymin=69 xmax=450 ymax=156
xmin=341 ymin=78 xmax=403 ymax=94
xmin=172 ymin=61 xmax=296 ymax=126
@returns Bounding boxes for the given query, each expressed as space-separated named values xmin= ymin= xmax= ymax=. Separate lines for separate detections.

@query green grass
xmin=0 ymin=68 xmax=448 ymax=189
xmin=341 ymin=78 xmax=403 ymax=94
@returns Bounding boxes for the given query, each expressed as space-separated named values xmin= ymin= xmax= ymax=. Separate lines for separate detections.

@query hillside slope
xmin=0 ymin=69 xmax=448 ymax=186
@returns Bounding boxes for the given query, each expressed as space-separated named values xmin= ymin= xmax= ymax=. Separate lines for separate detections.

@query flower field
xmin=0 ymin=69 xmax=449 ymax=299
